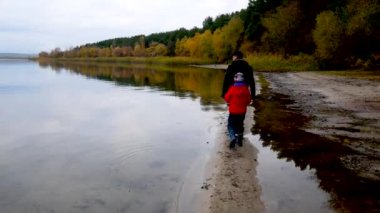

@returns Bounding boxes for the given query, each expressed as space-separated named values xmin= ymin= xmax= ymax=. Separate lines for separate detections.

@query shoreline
xmin=200 ymin=109 xmax=264 ymax=213
xmin=190 ymin=64 xmax=228 ymax=70
xmin=262 ymin=72 xmax=380 ymax=181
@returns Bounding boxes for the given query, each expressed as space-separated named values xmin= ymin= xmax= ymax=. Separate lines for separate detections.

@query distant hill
xmin=0 ymin=53 xmax=37 ymax=59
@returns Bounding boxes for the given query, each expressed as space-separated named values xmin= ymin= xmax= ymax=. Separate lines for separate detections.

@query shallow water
xmin=0 ymin=60 xmax=225 ymax=213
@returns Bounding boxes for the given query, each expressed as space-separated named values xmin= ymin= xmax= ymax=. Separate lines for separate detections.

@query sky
xmin=0 ymin=0 xmax=248 ymax=54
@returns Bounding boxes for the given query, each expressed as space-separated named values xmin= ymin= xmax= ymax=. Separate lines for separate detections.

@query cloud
xmin=0 ymin=0 xmax=248 ymax=53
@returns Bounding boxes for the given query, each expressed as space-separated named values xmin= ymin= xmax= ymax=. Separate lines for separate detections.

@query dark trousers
xmin=227 ymin=113 xmax=245 ymax=141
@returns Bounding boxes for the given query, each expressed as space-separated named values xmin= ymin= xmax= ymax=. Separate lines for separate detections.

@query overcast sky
xmin=0 ymin=0 xmax=248 ymax=54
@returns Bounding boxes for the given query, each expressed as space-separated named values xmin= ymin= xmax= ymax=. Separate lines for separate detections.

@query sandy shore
xmin=196 ymin=68 xmax=379 ymax=212
xmin=263 ymin=72 xmax=380 ymax=180
xmin=198 ymin=109 xmax=264 ymax=213
xmin=191 ymin=64 xmax=229 ymax=70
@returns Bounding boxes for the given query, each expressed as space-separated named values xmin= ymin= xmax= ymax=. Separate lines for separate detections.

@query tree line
xmin=40 ymin=0 xmax=380 ymax=69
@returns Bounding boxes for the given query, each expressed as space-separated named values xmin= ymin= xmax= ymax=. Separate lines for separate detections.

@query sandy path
xmin=201 ymin=109 xmax=264 ymax=213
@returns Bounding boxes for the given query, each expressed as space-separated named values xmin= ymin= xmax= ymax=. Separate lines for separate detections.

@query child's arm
xmin=224 ymin=88 xmax=232 ymax=103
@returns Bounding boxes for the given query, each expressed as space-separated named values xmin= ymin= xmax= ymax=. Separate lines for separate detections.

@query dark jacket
xmin=224 ymin=83 xmax=251 ymax=114
xmin=221 ymin=59 xmax=255 ymax=100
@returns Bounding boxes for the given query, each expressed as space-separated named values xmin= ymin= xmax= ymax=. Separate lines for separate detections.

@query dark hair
xmin=233 ymin=50 xmax=243 ymax=59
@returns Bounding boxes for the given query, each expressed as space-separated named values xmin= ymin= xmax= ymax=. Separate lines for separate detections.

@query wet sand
xmin=200 ymin=109 xmax=264 ymax=213
xmin=262 ymin=72 xmax=380 ymax=180
xmin=198 ymin=68 xmax=380 ymax=212
xmin=193 ymin=64 xmax=264 ymax=212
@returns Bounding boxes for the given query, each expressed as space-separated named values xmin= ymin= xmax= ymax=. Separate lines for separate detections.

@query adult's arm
xmin=249 ymin=73 xmax=256 ymax=100
xmin=246 ymin=65 xmax=256 ymax=100
xmin=221 ymin=66 xmax=234 ymax=98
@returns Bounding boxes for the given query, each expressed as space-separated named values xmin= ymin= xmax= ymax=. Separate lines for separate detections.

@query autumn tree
xmin=313 ymin=11 xmax=344 ymax=61
xmin=99 ymin=48 xmax=112 ymax=57
xmin=154 ymin=43 xmax=168 ymax=56
xmin=198 ymin=30 xmax=214 ymax=59
xmin=261 ymin=1 xmax=303 ymax=55
xmin=213 ymin=16 xmax=244 ymax=62
xmin=175 ymin=37 xmax=190 ymax=56
xmin=184 ymin=33 xmax=201 ymax=58
xmin=212 ymin=29 xmax=226 ymax=62
xmin=121 ymin=46 xmax=133 ymax=56
xmin=146 ymin=42 xmax=168 ymax=56
xmin=112 ymin=47 xmax=123 ymax=57
xmin=345 ymin=0 xmax=378 ymax=36
xmin=38 ymin=51 xmax=49 ymax=58
xmin=313 ymin=0 xmax=379 ymax=67
xmin=133 ymin=36 xmax=146 ymax=56
xmin=50 ymin=47 xmax=63 ymax=58
xmin=344 ymin=0 xmax=380 ymax=62
xmin=245 ymin=0 xmax=283 ymax=41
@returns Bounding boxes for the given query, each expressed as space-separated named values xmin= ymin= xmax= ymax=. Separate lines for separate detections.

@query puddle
xmin=251 ymin=74 xmax=380 ymax=212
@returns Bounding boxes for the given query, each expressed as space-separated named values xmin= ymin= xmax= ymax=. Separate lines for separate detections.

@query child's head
xmin=234 ymin=72 xmax=244 ymax=82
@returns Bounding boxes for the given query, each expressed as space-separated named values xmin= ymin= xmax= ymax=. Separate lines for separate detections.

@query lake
xmin=0 ymin=59 xmax=225 ymax=213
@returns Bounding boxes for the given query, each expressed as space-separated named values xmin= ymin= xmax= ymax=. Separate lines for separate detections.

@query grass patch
xmin=246 ymin=53 xmax=318 ymax=72
xmin=315 ymin=70 xmax=380 ymax=80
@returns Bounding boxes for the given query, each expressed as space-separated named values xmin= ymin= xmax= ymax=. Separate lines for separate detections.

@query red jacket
xmin=224 ymin=83 xmax=251 ymax=114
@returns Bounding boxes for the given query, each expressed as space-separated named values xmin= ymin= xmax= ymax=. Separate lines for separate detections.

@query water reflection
xmin=252 ymin=74 xmax=380 ymax=212
xmin=38 ymin=60 xmax=225 ymax=110
xmin=0 ymin=60 xmax=225 ymax=213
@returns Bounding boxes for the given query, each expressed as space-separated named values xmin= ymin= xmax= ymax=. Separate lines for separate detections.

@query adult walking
xmin=221 ymin=51 xmax=255 ymax=148
xmin=221 ymin=50 xmax=255 ymax=102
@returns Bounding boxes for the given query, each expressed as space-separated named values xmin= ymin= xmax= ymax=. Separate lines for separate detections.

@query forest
xmin=39 ymin=0 xmax=380 ymax=70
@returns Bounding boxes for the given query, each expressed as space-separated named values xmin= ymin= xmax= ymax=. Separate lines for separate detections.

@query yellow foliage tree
xmin=133 ymin=36 xmax=146 ymax=56
xmin=213 ymin=16 xmax=244 ymax=62
xmin=212 ymin=28 xmax=227 ymax=62
xmin=184 ymin=33 xmax=201 ymax=57
xmin=346 ymin=0 xmax=379 ymax=36
xmin=154 ymin=43 xmax=168 ymax=56
xmin=97 ymin=48 xmax=109 ymax=57
xmin=146 ymin=42 xmax=168 ymax=56
xmin=223 ymin=16 xmax=244 ymax=53
xmin=199 ymin=30 xmax=214 ymax=59
xmin=175 ymin=37 xmax=189 ymax=56
xmin=313 ymin=11 xmax=344 ymax=60
xmin=112 ymin=47 xmax=123 ymax=57
xmin=174 ymin=16 xmax=243 ymax=62
xmin=261 ymin=1 xmax=302 ymax=54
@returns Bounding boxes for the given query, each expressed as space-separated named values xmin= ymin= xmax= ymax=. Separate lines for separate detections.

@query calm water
xmin=0 ymin=60 xmax=225 ymax=213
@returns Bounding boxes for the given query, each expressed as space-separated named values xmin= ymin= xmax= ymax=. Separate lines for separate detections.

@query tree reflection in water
xmin=38 ymin=60 xmax=226 ymax=111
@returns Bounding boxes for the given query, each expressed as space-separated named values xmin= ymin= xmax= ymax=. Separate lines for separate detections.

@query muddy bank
xmin=261 ymin=72 xmax=380 ymax=180
xmin=253 ymin=72 xmax=380 ymax=211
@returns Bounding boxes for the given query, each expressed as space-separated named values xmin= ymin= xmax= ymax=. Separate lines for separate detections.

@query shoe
xmin=229 ymin=139 xmax=236 ymax=149
xmin=237 ymin=136 xmax=243 ymax=147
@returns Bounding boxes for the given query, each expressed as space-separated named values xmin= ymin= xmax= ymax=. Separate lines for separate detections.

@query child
xmin=224 ymin=72 xmax=252 ymax=149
